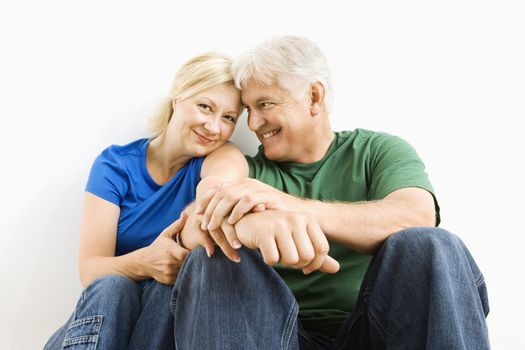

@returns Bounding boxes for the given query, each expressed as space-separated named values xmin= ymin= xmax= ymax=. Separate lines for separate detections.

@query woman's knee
xmin=84 ymin=274 xmax=141 ymax=301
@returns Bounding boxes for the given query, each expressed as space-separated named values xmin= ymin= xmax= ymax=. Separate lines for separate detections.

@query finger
xmin=200 ymin=232 xmax=216 ymax=258
xmin=290 ymin=229 xmax=315 ymax=269
xmin=258 ymin=236 xmax=280 ymax=266
xmin=275 ymin=232 xmax=300 ymax=266
xmin=221 ymin=219 xmax=242 ymax=249
xmin=228 ymin=194 xmax=265 ymax=225
xmin=251 ymin=203 xmax=266 ymax=212
xmin=201 ymin=191 xmax=224 ymax=230
xmin=301 ymin=220 xmax=330 ymax=274
xmin=169 ymin=241 xmax=190 ymax=261
xmin=195 ymin=185 xmax=222 ymax=214
xmin=317 ymin=255 xmax=340 ymax=274
xmin=209 ymin=229 xmax=240 ymax=262
xmin=162 ymin=212 xmax=188 ymax=238
xmin=207 ymin=195 xmax=238 ymax=231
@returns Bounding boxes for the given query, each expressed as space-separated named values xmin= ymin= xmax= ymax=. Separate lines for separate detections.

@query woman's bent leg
xmin=44 ymin=274 xmax=142 ymax=350
xmin=128 ymin=280 xmax=176 ymax=350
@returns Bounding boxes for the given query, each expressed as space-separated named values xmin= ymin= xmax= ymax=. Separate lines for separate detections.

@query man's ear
xmin=309 ymin=81 xmax=325 ymax=117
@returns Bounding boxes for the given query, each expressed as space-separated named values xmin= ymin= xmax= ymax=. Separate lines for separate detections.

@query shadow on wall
xmin=3 ymin=173 xmax=85 ymax=349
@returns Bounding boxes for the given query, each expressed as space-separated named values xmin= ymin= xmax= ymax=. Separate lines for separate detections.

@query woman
xmin=44 ymin=52 xmax=247 ymax=349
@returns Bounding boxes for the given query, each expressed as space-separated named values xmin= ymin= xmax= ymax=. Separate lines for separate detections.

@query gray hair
xmin=232 ymin=35 xmax=333 ymax=111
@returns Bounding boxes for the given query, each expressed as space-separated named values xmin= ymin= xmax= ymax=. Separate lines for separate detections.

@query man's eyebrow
xmin=242 ymin=95 xmax=275 ymax=106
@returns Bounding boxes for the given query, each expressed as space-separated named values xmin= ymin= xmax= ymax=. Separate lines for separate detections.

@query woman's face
xmin=169 ymin=83 xmax=242 ymax=157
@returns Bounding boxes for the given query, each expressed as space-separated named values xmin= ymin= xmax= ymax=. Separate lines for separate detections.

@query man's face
xmin=241 ymin=79 xmax=313 ymax=162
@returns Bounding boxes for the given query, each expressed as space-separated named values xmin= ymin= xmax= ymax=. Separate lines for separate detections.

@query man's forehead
xmin=241 ymin=80 xmax=285 ymax=103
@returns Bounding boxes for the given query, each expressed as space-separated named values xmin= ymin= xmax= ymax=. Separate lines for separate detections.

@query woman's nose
xmin=204 ymin=116 xmax=220 ymax=134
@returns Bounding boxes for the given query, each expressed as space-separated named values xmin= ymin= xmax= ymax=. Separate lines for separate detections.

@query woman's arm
xmin=78 ymin=193 xmax=188 ymax=287
xmin=197 ymin=142 xmax=248 ymax=197
xmin=178 ymin=143 xmax=249 ymax=260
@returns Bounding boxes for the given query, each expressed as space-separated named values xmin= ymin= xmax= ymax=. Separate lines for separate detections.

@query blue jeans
xmin=44 ymin=275 xmax=175 ymax=350
xmin=172 ymin=227 xmax=490 ymax=349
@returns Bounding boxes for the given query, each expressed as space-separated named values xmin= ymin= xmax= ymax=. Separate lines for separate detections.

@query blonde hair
xmin=148 ymin=52 xmax=235 ymax=136
xmin=232 ymin=36 xmax=333 ymax=111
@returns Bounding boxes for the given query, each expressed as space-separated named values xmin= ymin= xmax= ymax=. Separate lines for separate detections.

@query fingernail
xmin=232 ymin=240 xmax=241 ymax=249
xmin=206 ymin=248 xmax=212 ymax=258
xmin=201 ymin=221 xmax=207 ymax=231
xmin=233 ymin=256 xmax=241 ymax=263
xmin=303 ymin=268 xmax=312 ymax=275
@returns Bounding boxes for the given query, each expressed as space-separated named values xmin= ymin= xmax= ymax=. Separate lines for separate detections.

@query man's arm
xmin=296 ymin=187 xmax=436 ymax=254
xmin=200 ymin=179 xmax=436 ymax=255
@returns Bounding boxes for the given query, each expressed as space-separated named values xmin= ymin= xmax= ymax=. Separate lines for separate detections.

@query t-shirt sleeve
xmin=85 ymin=148 xmax=128 ymax=206
xmin=368 ymin=133 xmax=436 ymax=201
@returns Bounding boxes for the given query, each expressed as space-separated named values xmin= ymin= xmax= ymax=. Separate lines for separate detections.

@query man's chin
xmin=263 ymin=149 xmax=286 ymax=162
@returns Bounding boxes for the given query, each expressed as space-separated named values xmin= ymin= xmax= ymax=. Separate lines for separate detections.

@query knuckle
xmin=299 ymin=251 xmax=315 ymax=264
xmin=315 ymin=242 xmax=329 ymax=255
xmin=264 ymin=256 xmax=278 ymax=265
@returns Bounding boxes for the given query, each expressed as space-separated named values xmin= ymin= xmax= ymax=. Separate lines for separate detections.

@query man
xmin=174 ymin=36 xmax=490 ymax=349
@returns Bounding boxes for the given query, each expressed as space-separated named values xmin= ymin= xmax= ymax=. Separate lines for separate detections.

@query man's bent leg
xmin=335 ymin=227 xmax=490 ymax=350
xmin=171 ymin=247 xmax=299 ymax=350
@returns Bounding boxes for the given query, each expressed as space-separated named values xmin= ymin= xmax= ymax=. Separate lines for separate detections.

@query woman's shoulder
xmin=100 ymin=138 xmax=149 ymax=159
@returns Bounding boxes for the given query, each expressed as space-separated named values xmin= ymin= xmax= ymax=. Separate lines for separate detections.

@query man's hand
xmin=196 ymin=178 xmax=299 ymax=232
xmin=179 ymin=207 xmax=241 ymax=263
xmin=226 ymin=210 xmax=340 ymax=274
xmin=141 ymin=213 xmax=190 ymax=284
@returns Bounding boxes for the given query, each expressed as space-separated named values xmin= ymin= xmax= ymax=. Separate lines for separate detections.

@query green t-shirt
xmin=247 ymin=129 xmax=439 ymax=338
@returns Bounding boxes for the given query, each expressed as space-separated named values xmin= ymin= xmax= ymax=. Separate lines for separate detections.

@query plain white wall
xmin=1 ymin=1 xmax=523 ymax=348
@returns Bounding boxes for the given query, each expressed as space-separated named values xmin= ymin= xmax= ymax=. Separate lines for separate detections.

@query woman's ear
xmin=309 ymin=81 xmax=325 ymax=117
xmin=171 ymin=98 xmax=177 ymax=111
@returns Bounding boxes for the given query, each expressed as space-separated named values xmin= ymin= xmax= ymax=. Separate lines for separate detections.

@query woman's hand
xmin=140 ymin=213 xmax=191 ymax=285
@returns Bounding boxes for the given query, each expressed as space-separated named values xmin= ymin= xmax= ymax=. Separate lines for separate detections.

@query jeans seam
xmin=281 ymin=300 xmax=299 ymax=350
xmin=368 ymin=307 xmax=386 ymax=339
xmin=474 ymin=274 xmax=485 ymax=288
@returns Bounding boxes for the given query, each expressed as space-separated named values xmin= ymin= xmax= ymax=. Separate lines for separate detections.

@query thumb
xmin=318 ymin=256 xmax=340 ymax=274
xmin=162 ymin=212 xmax=188 ymax=238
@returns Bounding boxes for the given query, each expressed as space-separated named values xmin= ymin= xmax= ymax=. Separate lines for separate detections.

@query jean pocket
xmin=62 ymin=315 xmax=103 ymax=349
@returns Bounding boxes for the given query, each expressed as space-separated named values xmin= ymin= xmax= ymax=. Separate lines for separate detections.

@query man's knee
xmin=385 ymin=226 xmax=461 ymax=253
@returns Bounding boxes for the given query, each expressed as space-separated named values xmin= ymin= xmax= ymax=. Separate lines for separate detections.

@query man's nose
xmin=248 ymin=109 xmax=264 ymax=131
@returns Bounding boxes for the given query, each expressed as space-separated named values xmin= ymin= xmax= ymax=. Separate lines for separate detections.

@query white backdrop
xmin=1 ymin=1 xmax=523 ymax=348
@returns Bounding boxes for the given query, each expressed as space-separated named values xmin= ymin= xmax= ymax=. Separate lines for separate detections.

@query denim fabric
xmin=171 ymin=247 xmax=299 ymax=349
xmin=44 ymin=275 xmax=176 ymax=349
xmin=173 ymin=227 xmax=490 ymax=350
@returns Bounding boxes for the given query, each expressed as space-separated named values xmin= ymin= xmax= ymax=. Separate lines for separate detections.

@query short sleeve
xmin=85 ymin=148 xmax=128 ymax=206
xmin=368 ymin=134 xmax=435 ymax=200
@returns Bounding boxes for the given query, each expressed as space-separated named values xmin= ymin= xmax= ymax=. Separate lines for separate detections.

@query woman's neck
xmin=146 ymin=133 xmax=191 ymax=185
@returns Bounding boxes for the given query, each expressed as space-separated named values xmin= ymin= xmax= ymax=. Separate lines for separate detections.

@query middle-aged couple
xmin=45 ymin=36 xmax=490 ymax=349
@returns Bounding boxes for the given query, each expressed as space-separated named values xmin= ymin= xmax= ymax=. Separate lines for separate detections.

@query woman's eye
xmin=198 ymin=104 xmax=212 ymax=112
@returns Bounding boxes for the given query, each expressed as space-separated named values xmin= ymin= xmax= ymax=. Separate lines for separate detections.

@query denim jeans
xmin=172 ymin=227 xmax=490 ymax=349
xmin=44 ymin=275 xmax=175 ymax=350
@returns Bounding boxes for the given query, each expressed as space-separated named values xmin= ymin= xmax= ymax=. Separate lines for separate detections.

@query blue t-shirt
xmin=85 ymin=138 xmax=204 ymax=256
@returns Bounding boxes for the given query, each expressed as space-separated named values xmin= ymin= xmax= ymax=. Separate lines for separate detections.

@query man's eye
xmin=223 ymin=115 xmax=236 ymax=123
xmin=261 ymin=102 xmax=274 ymax=109
xmin=198 ymin=104 xmax=212 ymax=112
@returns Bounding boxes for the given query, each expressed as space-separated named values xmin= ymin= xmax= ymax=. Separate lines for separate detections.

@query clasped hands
xmin=179 ymin=178 xmax=340 ymax=274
